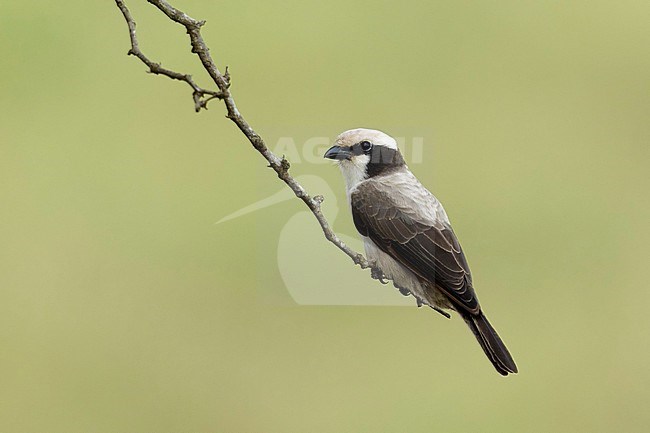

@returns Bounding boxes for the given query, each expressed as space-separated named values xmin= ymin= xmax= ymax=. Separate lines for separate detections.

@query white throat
xmin=337 ymin=154 xmax=370 ymax=195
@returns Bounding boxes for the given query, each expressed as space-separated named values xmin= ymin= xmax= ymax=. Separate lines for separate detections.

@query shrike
xmin=324 ymin=128 xmax=517 ymax=375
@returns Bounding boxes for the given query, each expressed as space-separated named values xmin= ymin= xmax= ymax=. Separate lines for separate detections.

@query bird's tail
xmin=462 ymin=310 xmax=518 ymax=376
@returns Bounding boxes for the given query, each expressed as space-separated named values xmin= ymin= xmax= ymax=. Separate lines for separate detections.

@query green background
xmin=1 ymin=1 xmax=649 ymax=432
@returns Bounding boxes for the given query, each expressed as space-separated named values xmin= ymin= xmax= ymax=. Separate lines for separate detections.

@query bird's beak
xmin=324 ymin=145 xmax=352 ymax=161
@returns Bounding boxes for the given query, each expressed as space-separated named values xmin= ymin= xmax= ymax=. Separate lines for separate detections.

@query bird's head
xmin=324 ymin=128 xmax=406 ymax=191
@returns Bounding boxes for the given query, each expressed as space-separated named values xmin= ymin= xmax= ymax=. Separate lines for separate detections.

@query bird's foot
xmin=370 ymin=266 xmax=389 ymax=284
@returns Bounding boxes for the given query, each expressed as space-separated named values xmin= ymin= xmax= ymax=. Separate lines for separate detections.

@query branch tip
xmin=115 ymin=0 xmax=378 ymax=289
xmin=224 ymin=66 xmax=231 ymax=87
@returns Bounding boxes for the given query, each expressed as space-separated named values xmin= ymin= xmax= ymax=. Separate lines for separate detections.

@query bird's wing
xmin=351 ymin=181 xmax=480 ymax=314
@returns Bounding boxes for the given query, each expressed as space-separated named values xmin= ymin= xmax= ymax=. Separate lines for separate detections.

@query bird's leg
xmin=369 ymin=262 xmax=389 ymax=284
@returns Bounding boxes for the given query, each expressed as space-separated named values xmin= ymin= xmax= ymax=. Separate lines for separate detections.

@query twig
xmin=114 ymin=0 xmax=376 ymax=272
xmin=115 ymin=0 xmax=223 ymax=112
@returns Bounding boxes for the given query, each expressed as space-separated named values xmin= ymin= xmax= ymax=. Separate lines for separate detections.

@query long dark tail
xmin=462 ymin=310 xmax=518 ymax=376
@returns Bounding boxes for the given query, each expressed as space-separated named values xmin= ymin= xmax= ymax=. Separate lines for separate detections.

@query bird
xmin=324 ymin=128 xmax=518 ymax=375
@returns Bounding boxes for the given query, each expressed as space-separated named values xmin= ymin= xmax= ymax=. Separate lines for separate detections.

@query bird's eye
xmin=360 ymin=140 xmax=373 ymax=152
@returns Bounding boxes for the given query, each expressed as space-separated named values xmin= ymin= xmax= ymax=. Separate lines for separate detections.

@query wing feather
xmin=351 ymin=181 xmax=480 ymax=314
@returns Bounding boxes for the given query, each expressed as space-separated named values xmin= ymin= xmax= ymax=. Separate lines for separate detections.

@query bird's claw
xmin=370 ymin=266 xmax=389 ymax=284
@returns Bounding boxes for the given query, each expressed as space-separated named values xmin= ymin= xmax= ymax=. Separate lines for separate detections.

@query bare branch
xmin=115 ymin=0 xmax=222 ymax=112
xmin=114 ymin=0 xmax=378 ymax=273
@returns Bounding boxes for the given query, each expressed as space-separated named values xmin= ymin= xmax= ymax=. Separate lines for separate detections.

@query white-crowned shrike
xmin=325 ymin=128 xmax=517 ymax=375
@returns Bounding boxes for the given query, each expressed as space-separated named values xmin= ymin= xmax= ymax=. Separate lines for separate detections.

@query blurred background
xmin=1 ymin=1 xmax=649 ymax=432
